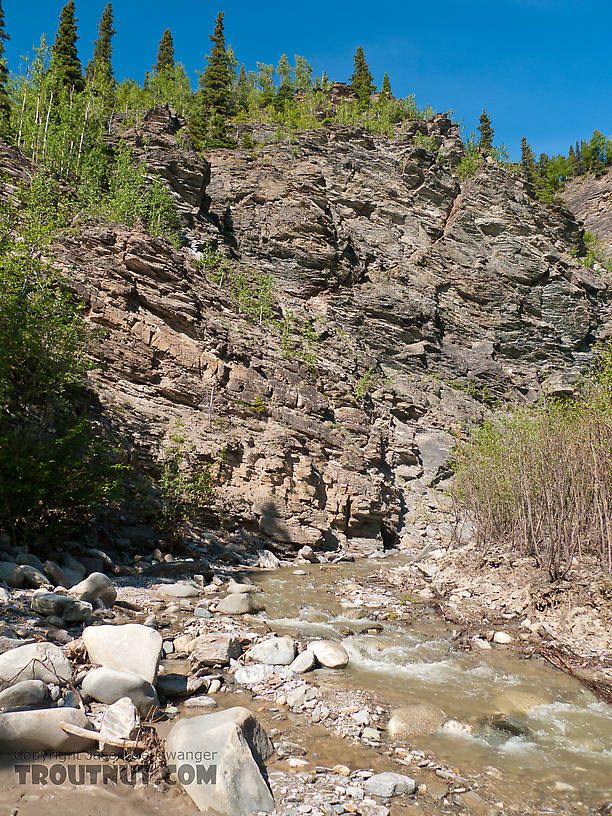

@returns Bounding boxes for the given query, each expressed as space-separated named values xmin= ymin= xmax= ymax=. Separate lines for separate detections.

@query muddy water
xmin=252 ymin=559 xmax=612 ymax=811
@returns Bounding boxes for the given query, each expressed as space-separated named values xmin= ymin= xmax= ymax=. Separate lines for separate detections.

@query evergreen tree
xmin=277 ymin=54 xmax=292 ymax=87
xmin=478 ymin=109 xmax=494 ymax=154
xmin=50 ymin=1 xmax=84 ymax=93
xmin=520 ymin=136 xmax=537 ymax=189
xmin=192 ymin=12 xmax=235 ymax=148
xmin=155 ymin=28 xmax=175 ymax=73
xmin=235 ymin=63 xmax=249 ymax=110
xmin=86 ymin=3 xmax=115 ymax=84
xmin=380 ymin=72 xmax=392 ymax=99
xmin=0 ymin=1 xmax=10 ymax=133
xmin=350 ymin=46 xmax=375 ymax=104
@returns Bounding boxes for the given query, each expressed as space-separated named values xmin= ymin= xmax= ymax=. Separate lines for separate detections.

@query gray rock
xmin=226 ymin=581 xmax=260 ymax=594
xmin=246 ymin=636 xmax=296 ymax=666
xmin=289 ymin=649 xmax=316 ymax=674
xmin=0 ymin=641 xmax=72 ymax=686
xmin=257 ymin=550 xmax=281 ymax=570
xmin=18 ymin=554 xmax=45 ymax=571
xmin=99 ymin=696 xmax=140 ymax=743
xmin=19 ymin=565 xmax=51 ymax=589
xmin=69 ymin=572 xmax=117 ymax=606
xmin=234 ymin=664 xmax=292 ymax=686
xmin=190 ymin=634 xmax=242 ymax=667
xmin=364 ymin=772 xmax=416 ymax=798
xmin=82 ymin=623 xmax=162 ymax=683
xmin=0 ymin=587 xmax=10 ymax=604
xmin=165 ymin=706 xmax=274 ymax=816
xmin=194 ymin=605 xmax=213 ymax=619
xmin=0 ymin=707 xmax=96 ymax=753
xmin=0 ymin=562 xmax=23 ymax=588
xmin=156 ymin=581 xmax=202 ymax=599
xmin=156 ymin=673 xmax=208 ymax=699
xmin=0 ymin=680 xmax=50 ymax=711
xmin=43 ymin=560 xmax=69 ymax=587
xmin=31 ymin=592 xmax=93 ymax=622
xmin=309 ymin=640 xmax=349 ymax=668
xmin=81 ymin=667 xmax=158 ymax=718
xmin=297 ymin=546 xmax=318 ymax=563
xmin=387 ymin=704 xmax=445 ymax=738
xmin=286 ymin=684 xmax=318 ymax=707
xmin=217 ymin=594 xmax=264 ymax=615
xmin=183 ymin=694 xmax=218 ymax=709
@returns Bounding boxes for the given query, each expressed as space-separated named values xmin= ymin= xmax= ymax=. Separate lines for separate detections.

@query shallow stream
xmin=250 ymin=558 xmax=612 ymax=812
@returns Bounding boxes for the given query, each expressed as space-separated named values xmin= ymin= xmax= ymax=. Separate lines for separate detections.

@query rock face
xmin=31 ymin=105 xmax=610 ymax=552
xmin=561 ymin=169 xmax=612 ymax=260
xmin=165 ymin=707 xmax=274 ymax=816
xmin=82 ymin=624 xmax=162 ymax=683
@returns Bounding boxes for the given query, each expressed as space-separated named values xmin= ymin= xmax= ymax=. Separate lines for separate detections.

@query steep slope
xmin=6 ymin=106 xmax=609 ymax=554
xmin=561 ymin=167 xmax=612 ymax=260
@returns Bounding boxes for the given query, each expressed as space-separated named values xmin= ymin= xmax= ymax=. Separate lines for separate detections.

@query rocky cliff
xmin=561 ymin=167 xmax=612 ymax=260
xmin=6 ymin=106 xmax=610 ymax=555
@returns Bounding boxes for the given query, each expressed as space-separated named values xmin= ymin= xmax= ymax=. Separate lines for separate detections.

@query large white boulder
xmin=165 ymin=707 xmax=274 ymax=816
xmin=0 ymin=642 xmax=71 ymax=686
xmin=0 ymin=707 xmax=96 ymax=753
xmin=81 ymin=667 xmax=159 ymax=718
xmin=82 ymin=623 xmax=162 ymax=683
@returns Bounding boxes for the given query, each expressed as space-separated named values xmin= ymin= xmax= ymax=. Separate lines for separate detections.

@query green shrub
xmin=452 ymin=347 xmax=612 ymax=577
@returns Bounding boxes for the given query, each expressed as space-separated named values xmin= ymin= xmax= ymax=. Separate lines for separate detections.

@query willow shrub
xmin=452 ymin=349 xmax=612 ymax=578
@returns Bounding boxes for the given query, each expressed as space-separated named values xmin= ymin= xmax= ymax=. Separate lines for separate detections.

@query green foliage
xmin=355 ymin=367 xmax=380 ymax=399
xmin=86 ymin=3 xmax=115 ymax=88
xmin=350 ymin=46 xmax=375 ymax=104
xmin=571 ymin=230 xmax=612 ymax=275
xmin=155 ymin=28 xmax=175 ymax=74
xmin=50 ymin=1 xmax=84 ymax=94
xmin=194 ymin=11 xmax=236 ymax=148
xmin=250 ymin=394 xmax=266 ymax=415
xmin=381 ymin=72 xmax=392 ymax=99
xmin=478 ymin=109 xmax=493 ymax=154
xmin=452 ymin=347 xmax=612 ymax=576
xmin=456 ymin=146 xmax=483 ymax=180
xmin=0 ymin=173 xmax=125 ymax=542
xmin=155 ymin=421 xmax=214 ymax=530
xmin=520 ymin=136 xmax=537 ymax=188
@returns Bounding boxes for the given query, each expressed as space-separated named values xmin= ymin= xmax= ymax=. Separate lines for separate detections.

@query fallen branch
xmin=58 ymin=721 xmax=148 ymax=749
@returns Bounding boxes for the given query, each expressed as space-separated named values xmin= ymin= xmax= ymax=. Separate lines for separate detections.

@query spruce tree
xmin=155 ymin=28 xmax=175 ymax=73
xmin=520 ymin=136 xmax=537 ymax=188
xmin=236 ymin=63 xmax=249 ymax=110
xmin=50 ymin=1 xmax=84 ymax=93
xmin=85 ymin=2 xmax=115 ymax=97
xmin=350 ymin=47 xmax=375 ymax=104
xmin=478 ymin=110 xmax=494 ymax=154
xmin=195 ymin=11 xmax=235 ymax=147
xmin=380 ymin=72 xmax=392 ymax=99
xmin=0 ymin=1 xmax=10 ymax=133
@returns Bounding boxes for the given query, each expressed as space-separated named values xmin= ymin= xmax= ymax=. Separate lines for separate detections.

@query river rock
xmin=288 ymin=649 xmax=316 ymax=674
xmin=309 ymin=640 xmax=349 ymax=668
xmin=156 ymin=673 xmax=208 ymax=698
xmin=0 ymin=641 xmax=72 ymax=685
xmin=165 ymin=706 xmax=274 ymax=816
xmin=19 ymin=565 xmax=51 ymax=589
xmin=81 ymin=667 xmax=159 ymax=717
xmin=69 ymin=572 xmax=117 ymax=606
xmin=43 ymin=560 xmax=69 ymax=587
xmin=234 ymin=664 xmax=292 ymax=686
xmin=0 ymin=680 xmax=50 ymax=711
xmin=31 ymin=591 xmax=93 ymax=622
xmin=297 ymin=545 xmax=318 ymax=563
xmin=0 ymin=562 xmax=23 ymax=588
xmin=82 ymin=623 xmax=162 ymax=682
xmin=387 ymin=704 xmax=446 ymax=737
xmin=226 ymin=581 xmax=260 ymax=594
xmin=257 ymin=550 xmax=281 ymax=570
xmin=0 ymin=707 xmax=96 ymax=753
xmin=493 ymin=631 xmax=513 ymax=644
xmin=99 ymin=696 xmax=140 ymax=743
xmin=286 ymin=684 xmax=318 ymax=707
xmin=190 ymin=634 xmax=242 ymax=667
xmin=217 ymin=594 xmax=264 ymax=615
xmin=364 ymin=771 xmax=416 ymax=797
xmin=184 ymin=694 xmax=218 ymax=709
xmin=157 ymin=581 xmax=202 ymax=599
xmin=246 ymin=636 xmax=296 ymax=666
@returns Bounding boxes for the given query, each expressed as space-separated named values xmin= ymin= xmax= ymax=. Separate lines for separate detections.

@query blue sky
xmin=4 ymin=0 xmax=611 ymax=158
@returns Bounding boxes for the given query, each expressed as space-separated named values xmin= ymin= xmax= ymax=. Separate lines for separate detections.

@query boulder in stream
xmin=309 ymin=640 xmax=349 ymax=668
xmin=0 ymin=641 xmax=72 ymax=686
xmin=364 ymin=771 xmax=416 ymax=797
xmin=0 ymin=680 xmax=50 ymax=711
xmin=31 ymin=591 xmax=93 ymax=622
xmin=81 ymin=667 xmax=159 ymax=718
xmin=217 ymin=594 xmax=264 ymax=615
xmin=387 ymin=703 xmax=446 ymax=737
xmin=68 ymin=572 xmax=117 ymax=606
xmin=246 ymin=636 xmax=296 ymax=666
xmin=0 ymin=707 xmax=96 ymax=753
xmin=165 ymin=706 xmax=274 ymax=816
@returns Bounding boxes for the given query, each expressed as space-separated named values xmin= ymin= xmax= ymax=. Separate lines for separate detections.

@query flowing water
xmin=251 ymin=558 xmax=612 ymax=812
